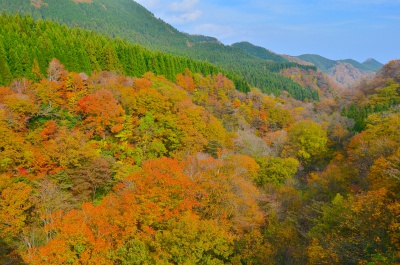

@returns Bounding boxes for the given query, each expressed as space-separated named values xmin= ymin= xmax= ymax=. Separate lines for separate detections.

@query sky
xmin=134 ymin=0 xmax=400 ymax=64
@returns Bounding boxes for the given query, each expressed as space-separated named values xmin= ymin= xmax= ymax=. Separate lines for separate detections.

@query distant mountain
xmin=0 ymin=0 xmax=319 ymax=100
xmin=338 ymin=59 xmax=372 ymax=72
xmin=297 ymin=54 xmax=339 ymax=73
xmin=297 ymin=54 xmax=382 ymax=87
xmin=337 ymin=59 xmax=383 ymax=72
xmin=280 ymin=55 xmax=315 ymax=66
xmin=362 ymin=58 xmax=384 ymax=71
xmin=231 ymin=42 xmax=288 ymax=63
xmin=342 ymin=59 xmax=400 ymax=131
xmin=374 ymin=60 xmax=400 ymax=84
xmin=327 ymin=63 xmax=372 ymax=87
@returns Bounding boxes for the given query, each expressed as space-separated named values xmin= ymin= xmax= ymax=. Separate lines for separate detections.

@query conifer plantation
xmin=0 ymin=11 xmax=319 ymax=101
xmin=0 ymin=1 xmax=399 ymax=265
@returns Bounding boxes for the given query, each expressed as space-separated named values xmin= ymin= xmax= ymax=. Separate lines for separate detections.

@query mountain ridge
xmin=0 ymin=0 xmax=319 ymax=100
xmin=297 ymin=54 xmax=383 ymax=87
xmin=230 ymin=42 xmax=288 ymax=63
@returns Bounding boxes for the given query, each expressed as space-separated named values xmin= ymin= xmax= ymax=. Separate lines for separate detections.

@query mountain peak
xmin=362 ymin=58 xmax=383 ymax=72
xmin=364 ymin=58 xmax=380 ymax=63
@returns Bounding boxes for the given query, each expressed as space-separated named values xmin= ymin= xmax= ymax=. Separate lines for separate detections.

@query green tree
xmin=255 ymin=156 xmax=299 ymax=186
xmin=284 ymin=120 xmax=328 ymax=168
xmin=0 ymin=41 xmax=12 ymax=85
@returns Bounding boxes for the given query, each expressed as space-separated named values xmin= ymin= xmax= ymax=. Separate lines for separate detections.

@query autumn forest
xmin=0 ymin=1 xmax=399 ymax=265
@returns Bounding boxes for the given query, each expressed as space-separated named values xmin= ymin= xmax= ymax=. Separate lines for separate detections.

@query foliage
xmin=0 ymin=7 xmax=319 ymax=100
xmin=255 ymin=156 xmax=299 ymax=186
xmin=283 ymin=120 xmax=328 ymax=167
xmin=0 ymin=11 xmax=399 ymax=264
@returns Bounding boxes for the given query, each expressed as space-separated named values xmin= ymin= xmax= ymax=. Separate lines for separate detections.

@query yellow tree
xmin=284 ymin=120 xmax=328 ymax=169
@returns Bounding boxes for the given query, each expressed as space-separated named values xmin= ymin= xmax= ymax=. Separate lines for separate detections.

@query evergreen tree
xmin=0 ymin=40 xmax=12 ymax=85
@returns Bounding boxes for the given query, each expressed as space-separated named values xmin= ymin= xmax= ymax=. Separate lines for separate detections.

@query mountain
xmin=280 ymin=54 xmax=315 ymax=66
xmin=362 ymin=58 xmax=384 ymax=71
xmin=338 ymin=59 xmax=372 ymax=72
xmin=0 ymin=13 xmax=252 ymax=92
xmin=4 ymin=0 xmax=189 ymax=50
xmin=341 ymin=59 xmax=400 ymax=130
xmin=0 ymin=0 xmax=319 ymax=100
xmin=297 ymin=54 xmax=339 ymax=72
xmin=1 ymin=2 xmax=400 ymax=264
xmin=297 ymin=54 xmax=382 ymax=87
xmin=231 ymin=42 xmax=288 ymax=63
xmin=327 ymin=63 xmax=371 ymax=87
xmin=338 ymin=58 xmax=383 ymax=72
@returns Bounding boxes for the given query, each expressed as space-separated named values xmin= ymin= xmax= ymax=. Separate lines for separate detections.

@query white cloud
xmin=170 ymin=0 xmax=200 ymax=12
xmin=167 ymin=9 xmax=202 ymax=24
xmin=134 ymin=0 xmax=203 ymax=25
xmin=167 ymin=0 xmax=202 ymax=24
xmin=194 ymin=24 xmax=236 ymax=39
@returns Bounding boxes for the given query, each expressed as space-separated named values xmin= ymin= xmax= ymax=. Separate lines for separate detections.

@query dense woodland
xmin=0 ymin=56 xmax=399 ymax=264
xmin=0 ymin=2 xmax=399 ymax=265
xmin=0 ymin=0 xmax=320 ymax=101
xmin=0 ymin=14 xmax=251 ymax=94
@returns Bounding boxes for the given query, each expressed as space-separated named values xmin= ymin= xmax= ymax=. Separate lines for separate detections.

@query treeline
xmin=232 ymin=65 xmax=320 ymax=101
xmin=0 ymin=0 xmax=192 ymax=50
xmin=0 ymin=14 xmax=250 ymax=93
xmin=175 ymin=42 xmax=320 ymax=100
xmin=0 ymin=0 xmax=320 ymax=101
xmin=231 ymin=41 xmax=290 ymax=63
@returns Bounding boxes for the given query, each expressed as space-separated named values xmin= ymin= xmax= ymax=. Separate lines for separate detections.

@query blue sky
xmin=134 ymin=0 xmax=400 ymax=64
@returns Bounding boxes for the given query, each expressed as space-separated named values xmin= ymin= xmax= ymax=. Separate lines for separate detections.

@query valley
xmin=0 ymin=1 xmax=398 ymax=264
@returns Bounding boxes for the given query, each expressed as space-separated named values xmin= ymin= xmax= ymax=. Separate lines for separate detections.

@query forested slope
xmin=0 ymin=1 xmax=399 ymax=264
xmin=0 ymin=0 xmax=319 ymax=100
xmin=0 ymin=42 xmax=399 ymax=263
xmin=231 ymin=41 xmax=288 ymax=63
xmin=0 ymin=14 xmax=249 ymax=92
xmin=297 ymin=54 xmax=383 ymax=87
xmin=341 ymin=60 xmax=400 ymax=131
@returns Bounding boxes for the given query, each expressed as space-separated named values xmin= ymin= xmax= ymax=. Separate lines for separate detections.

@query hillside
xmin=338 ymin=59 xmax=372 ymax=71
xmin=341 ymin=59 xmax=400 ymax=130
xmin=297 ymin=54 xmax=338 ymax=72
xmin=281 ymin=54 xmax=315 ymax=66
xmin=1 ymin=51 xmax=399 ymax=264
xmin=1 ymin=1 xmax=399 ymax=264
xmin=0 ymin=14 xmax=251 ymax=90
xmin=0 ymin=13 xmax=323 ymax=100
xmin=327 ymin=63 xmax=374 ymax=87
xmin=363 ymin=58 xmax=384 ymax=71
xmin=0 ymin=0 xmax=319 ymax=100
xmin=338 ymin=58 xmax=383 ymax=72
xmin=297 ymin=54 xmax=383 ymax=87
xmin=231 ymin=42 xmax=288 ymax=63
